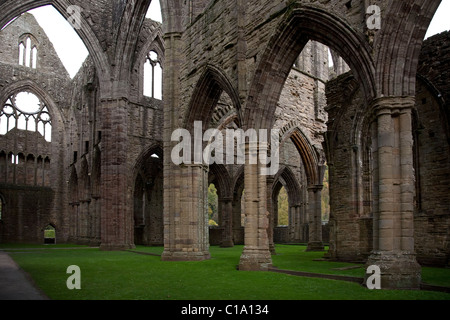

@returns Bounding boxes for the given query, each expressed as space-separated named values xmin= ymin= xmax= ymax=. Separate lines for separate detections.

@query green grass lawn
xmin=2 ymin=244 xmax=449 ymax=300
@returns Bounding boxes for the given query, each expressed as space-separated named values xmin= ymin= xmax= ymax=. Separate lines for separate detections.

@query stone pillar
xmin=266 ymin=175 xmax=276 ymax=254
xmin=161 ymin=164 xmax=211 ymax=261
xmin=99 ymin=98 xmax=135 ymax=251
xmin=291 ymin=204 xmax=302 ymax=242
xmin=239 ymin=142 xmax=272 ymax=271
xmin=306 ymin=185 xmax=324 ymax=251
xmin=365 ymin=97 xmax=421 ymax=289
xmin=220 ymin=197 xmax=234 ymax=247
xmin=161 ymin=32 xmax=210 ymax=261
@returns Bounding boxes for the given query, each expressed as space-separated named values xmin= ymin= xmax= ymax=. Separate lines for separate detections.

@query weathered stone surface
xmin=0 ymin=0 xmax=447 ymax=290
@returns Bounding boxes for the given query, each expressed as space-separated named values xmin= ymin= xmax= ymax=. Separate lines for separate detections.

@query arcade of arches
xmin=0 ymin=1 xmax=448 ymax=290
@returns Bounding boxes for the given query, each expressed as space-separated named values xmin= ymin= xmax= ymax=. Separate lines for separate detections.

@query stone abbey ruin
xmin=0 ymin=0 xmax=449 ymax=290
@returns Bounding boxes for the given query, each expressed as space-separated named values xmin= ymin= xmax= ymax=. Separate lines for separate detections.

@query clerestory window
xmin=18 ymin=35 xmax=38 ymax=69
xmin=144 ymin=50 xmax=162 ymax=100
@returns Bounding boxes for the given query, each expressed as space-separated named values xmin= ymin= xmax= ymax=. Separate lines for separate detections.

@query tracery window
xmin=144 ymin=50 xmax=162 ymax=100
xmin=0 ymin=91 xmax=52 ymax=142
xmin=18 ymin=35 xmax=38 ymax=69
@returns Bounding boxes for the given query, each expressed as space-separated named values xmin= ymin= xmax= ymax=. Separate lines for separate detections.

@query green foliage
xmin=208 ymin=184 xmax=218 ymax=225
xmin=44 ymin=226 xmax=55 ymax=239
xmin=44 ymin=229 xmax=55 ymax=238
xmin=5 ymin=244 xmax=450 ymax=300
xmin=277 ymin=187 xmax=289 ymax=226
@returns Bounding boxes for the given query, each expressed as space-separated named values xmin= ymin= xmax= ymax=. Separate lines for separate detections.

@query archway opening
xmin=133 ymin=149 xmax=164 ymax=246
xmin=44 ymin=224 xmax=56 ymax=244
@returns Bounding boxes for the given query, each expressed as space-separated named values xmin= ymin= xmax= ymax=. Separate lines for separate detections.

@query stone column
xmin=239 ymin=142 xmax=272 ymax=271
xmin=161 ymin=164 xmax=211 ymax=261
xmin=306 ymin=185 xmax=324 ymax=251
xmin=365 ymin=97 xmax=421 ymax=289
xmin=98 ymin=98 xmax=135 ymax=251
xmin=291 ymin=204 xmax=302 ymax=242
xmin=266 ymin=175 xmax=276 ymax=254
xmin=161 ymin=32 xmax=210 ymax=261
xmin=220 ymin=197 xmax=234 ymax=247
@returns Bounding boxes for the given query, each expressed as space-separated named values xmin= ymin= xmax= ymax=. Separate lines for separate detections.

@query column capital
xmin=180 ymin=163 xmax=209 ymax=172
xmin=371 ymin=96 xmax=415 ymax=116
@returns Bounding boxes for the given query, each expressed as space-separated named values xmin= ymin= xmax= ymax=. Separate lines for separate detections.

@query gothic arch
xmin=132 ymin=143 xmax=164 ymax=187
xmin=0 ymin=0 xmax=110 ymax=83
xmin=244 ymin=3 xmax=376 ymax=130
xmin=273 ymin=165 xmax=302 ymax=207
xmin=0 ymin=79 xmax=65 ymax=128
xmin=131 ymin=143 xmax=164 ymax=246
xmin=0 ymin=80 xmax=66 ymax=162
xmin=280 ymin=126 xmax=321 ymax=187
xmin=415 ymin=74 xmax=449 ymax=142
xmin=374 ymin=0 xmax=441 ymax=97
xmin=208 ymin=163 xmax=232 ymax=200
xmin=185 ymin=64 xmax=243 ymax=132
xmin=113 ymin=0 xmax=154 ymax=83
xmin=232 ymin=165 xmax=245 ymax=199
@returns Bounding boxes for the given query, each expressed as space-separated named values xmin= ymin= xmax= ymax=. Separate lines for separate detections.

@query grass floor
xmin=2 ymin=243 xmax=449 ymax=300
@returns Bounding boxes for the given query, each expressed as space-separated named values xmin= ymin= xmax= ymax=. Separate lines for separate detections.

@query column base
xmin=238 ymin=247 xmax=272 ymax=271
xmin=161 ymin=250 xmax=211 ymax=261
xmin=306 ymin=241 xmax=325 ymax=252
xmin=269 ymin=243 xmax=276 ymax=255
xmin=365 ymin=251 xmax=422 ymax=290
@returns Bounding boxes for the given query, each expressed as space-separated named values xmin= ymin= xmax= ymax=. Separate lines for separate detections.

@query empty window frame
xmin=0 ymin=91 xmax=52 ymax=142
xmin=18 ymin=35 xmax=38 ymax=69
xmin=144 ymin=50 xmax=162 ymax=99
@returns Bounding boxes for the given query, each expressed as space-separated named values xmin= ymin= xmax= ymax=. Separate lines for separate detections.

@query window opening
xmin=19 ymin=43 xmax=25 ymax=65
xmin=0 ymin=91 xmax=52 ymax=142
xmin=144 ymin=50 xmax=162 ymax=99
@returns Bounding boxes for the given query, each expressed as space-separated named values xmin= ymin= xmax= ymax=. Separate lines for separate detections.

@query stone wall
xmin=414 ymin=32 xmax=450 ymax=266
xmin=325 ymin=72 xmax=369 ymax=262
xmin=0 ymin=12 xmax=71 ymax=244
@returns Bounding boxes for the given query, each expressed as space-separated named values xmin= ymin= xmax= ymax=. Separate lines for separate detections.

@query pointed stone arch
xmin=244 ymin=3 xmax=376 ymax=130
xmin=185 ymin=64 xmax=243 ymax=132
xmin=280 ymin=125 xmax=323 ymax=187
xmin=374 ymin=0 xmax=441 ymax=97
xmin=0 ymin=79 xmax=65 ymax=130
xmin=273 ymin=165 xmax=302 ymax=207
xmin=0 ymin=0 xmax=111 ymax=84
xmin=131 ymin=144 xmax=164 ymax=246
